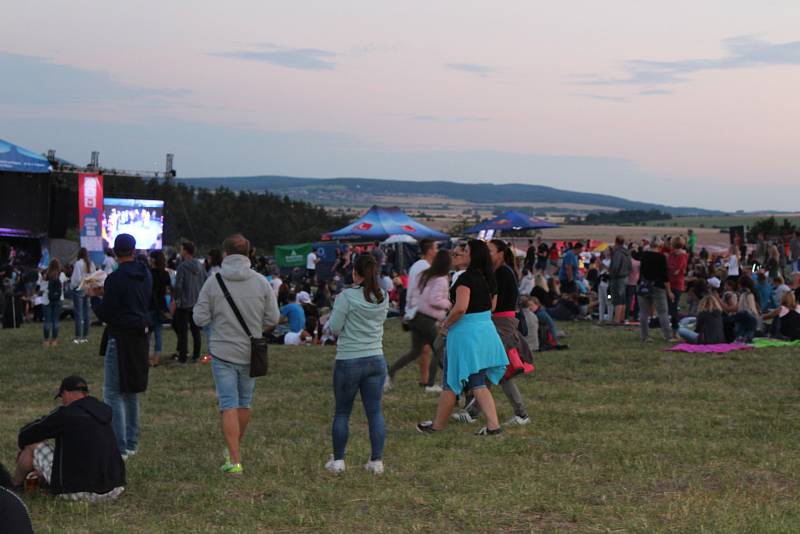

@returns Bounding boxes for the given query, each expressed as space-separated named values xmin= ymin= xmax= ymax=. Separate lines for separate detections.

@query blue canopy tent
xmin=0 ymin=139 xmax=50 ymax=174
xmin=464 ymin=210 xmax=559 ymax=234
xmin=322 ymin=205 xmax=449 ymax=241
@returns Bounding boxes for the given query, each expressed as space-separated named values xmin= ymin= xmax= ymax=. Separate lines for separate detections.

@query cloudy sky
xmin=1 ymin=0 xmax=799 ymax=210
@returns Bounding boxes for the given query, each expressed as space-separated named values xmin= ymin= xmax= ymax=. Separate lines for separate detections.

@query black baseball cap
xmin=113 ymin=233 xmax=136 ymax=256
xmin=55 ymin=375 xmax=89 ymax=399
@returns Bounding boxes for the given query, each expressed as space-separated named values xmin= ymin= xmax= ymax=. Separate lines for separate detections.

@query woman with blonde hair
xmin=733 ymin=290 xmax=759 ymax=342
xmin=678 ymin=294 xmax=725 ymax=344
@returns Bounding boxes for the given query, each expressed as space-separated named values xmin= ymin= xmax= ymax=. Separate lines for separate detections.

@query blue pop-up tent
xmin=464 ymin=210 xmax=559 ymax=234
xmin=322 ymin=205 xmax=449 ymax=241
xmin=0 ymin=139 xmax=50 ymax=174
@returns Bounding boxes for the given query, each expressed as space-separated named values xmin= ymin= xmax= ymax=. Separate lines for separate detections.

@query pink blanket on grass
xmin=665 ymin=342 xmax=753 ymax=353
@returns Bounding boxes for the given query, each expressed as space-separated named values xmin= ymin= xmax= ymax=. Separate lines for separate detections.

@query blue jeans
xmin=149 ymin=310 xmax=163 ymax=352
xmin=43 ymin=301 xmax=62 ymax=340
xmin=72 ymin=290 xmax=90 ymax=338
xmin=678 ymin=327 xmax=699 ymax=343
xmin=103 ymin=337 xmax=140 ymax=453
xmin=535 ymin=309 xmax=559 ymax=337
xmin=332 ymin=355 xmax=386 ymax=461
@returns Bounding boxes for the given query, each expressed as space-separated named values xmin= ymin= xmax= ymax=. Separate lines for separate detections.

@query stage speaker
xmin=49 ymin=186 xmax=77 ymax=238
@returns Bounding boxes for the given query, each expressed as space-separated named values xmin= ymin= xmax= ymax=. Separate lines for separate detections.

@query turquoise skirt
xmin=445 ymin=311 xmax=508 ymax=394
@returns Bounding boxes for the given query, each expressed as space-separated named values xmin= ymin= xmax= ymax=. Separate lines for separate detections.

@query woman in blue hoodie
xmin=325 ymin=254 xmax=389 ymax=475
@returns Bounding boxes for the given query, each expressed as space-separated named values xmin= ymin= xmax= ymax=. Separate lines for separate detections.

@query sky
xmin=1 ymin=0 xmax=799 ymax=211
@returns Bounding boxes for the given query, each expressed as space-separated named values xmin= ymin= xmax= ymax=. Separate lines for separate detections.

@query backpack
xmin=47 ymin=278 xmax=62 ymax=303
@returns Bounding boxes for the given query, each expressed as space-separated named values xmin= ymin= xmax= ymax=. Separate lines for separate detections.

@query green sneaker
xmin=220 ymin=461 xmax=243 ymax=476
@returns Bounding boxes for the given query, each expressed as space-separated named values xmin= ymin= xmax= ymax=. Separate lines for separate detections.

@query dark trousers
xmin=388 ymin=313 xmax=439 ymax=386
xmin=174 ymin=307 xmax=201 ymax=361
xmin=668 ymin=288 xmax=682 ymax=332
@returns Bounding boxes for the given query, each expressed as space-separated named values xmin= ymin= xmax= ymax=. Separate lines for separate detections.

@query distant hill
xmin=178 ymin=175 xmax=722 ymax=216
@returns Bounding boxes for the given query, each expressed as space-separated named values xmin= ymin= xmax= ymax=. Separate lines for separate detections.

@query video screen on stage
xmin=103 ymin=198 xmax=164 ymax=251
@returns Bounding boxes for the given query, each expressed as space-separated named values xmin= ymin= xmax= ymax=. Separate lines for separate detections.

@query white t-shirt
xmin=405 ymin=259 xmax=430 ymax=318
xmin=284 ymin=331 xmax=303 ymax=345
xmin=306 ymin=252 xmax=318 ymax=270
xmin=102 ymin=256 xmax=117 ymax=274
xmin=270 ymin=277 xmax=283 ymax=294
xmin=727 ymin=255 xmax=739 ymax=276
xmin=380 ymin=275 xmax=394 ymax=292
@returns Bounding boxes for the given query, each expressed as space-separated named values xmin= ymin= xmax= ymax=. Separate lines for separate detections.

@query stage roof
xmin=0 ymin=138 xmax=50 ymax=174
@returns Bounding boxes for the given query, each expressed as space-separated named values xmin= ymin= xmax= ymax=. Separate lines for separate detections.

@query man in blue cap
xmin=88 ymin=233 xmax=152 ymax=458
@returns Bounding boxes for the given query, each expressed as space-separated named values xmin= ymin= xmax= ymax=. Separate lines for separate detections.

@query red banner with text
xmin=78 ymin=173 xmax=104 ymax=265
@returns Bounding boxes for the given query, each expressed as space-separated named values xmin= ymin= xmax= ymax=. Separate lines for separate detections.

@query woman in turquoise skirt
xmin=417 ymin=240 xmax=508 ymax=435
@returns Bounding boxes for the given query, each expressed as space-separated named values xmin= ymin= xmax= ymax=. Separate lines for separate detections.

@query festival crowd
xmin=2 ymin=227 xmax=799 ymax=526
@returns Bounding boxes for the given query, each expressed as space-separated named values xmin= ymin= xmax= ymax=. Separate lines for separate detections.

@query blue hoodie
xmin=92 ymin=259 xmax=153 ymax=329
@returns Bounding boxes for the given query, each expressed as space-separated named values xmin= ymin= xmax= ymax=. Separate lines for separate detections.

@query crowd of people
xmin=514 ymin=231 xmax=800 ymax=344
xmin=3 ymin=227 xmax=799 ymax=515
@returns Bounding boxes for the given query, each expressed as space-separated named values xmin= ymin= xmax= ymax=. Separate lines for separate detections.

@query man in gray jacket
xmin=608 ymin=235 xmax=632 ymax=324
xmin=193 ymin=234 xmax=279 ymax=475
xmin=173 ymin=241 xmax=205 ymax=363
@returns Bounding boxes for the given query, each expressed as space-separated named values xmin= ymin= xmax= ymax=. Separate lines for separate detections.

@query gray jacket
xmin=174 ymin=258 xmax=205 ymax=308
xmin=193 ymin=255 xmax=279 ymax=365
xmin=609 ymin=246 xmax=632 ymax=279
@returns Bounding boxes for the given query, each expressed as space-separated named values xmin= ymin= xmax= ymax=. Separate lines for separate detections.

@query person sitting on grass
xmin=763 ymin=291 xmax=800 ymax=340
xmin=0 ymin=462 xmax=33 ymax=534
xmin=12 ymin=375 xmax=126 ymax=502
xmin=732 ymin=290 xmax=760 ymax=343
xmin=677 ymin=295 xmax=725 ymax=344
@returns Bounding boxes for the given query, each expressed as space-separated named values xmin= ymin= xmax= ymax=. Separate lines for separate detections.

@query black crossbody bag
xmin=215 ymin=273 xmax=268 ymax=377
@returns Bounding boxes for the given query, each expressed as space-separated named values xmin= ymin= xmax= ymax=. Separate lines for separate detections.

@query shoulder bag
xmin=216 ymin=273 xmax=268 ymax=377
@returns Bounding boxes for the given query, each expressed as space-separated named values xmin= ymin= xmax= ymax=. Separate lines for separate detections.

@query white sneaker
xmin=505 ymin=415 xmax=530 ymax=426
xmin=324 ymin=456 xmax=345 ymax=474
xmin=124 ymin=449 xmax=137 ymax=457
xmin=450 ymin=411 xmax=477 ymax=424
xmin=73 ymin=339 xmax=81 ymax=345
xmin=383 ymin=375 xmax=393 ymax=392
xmin=424 ymin=385 xmax=443 ymax=394
xmin=364 ymin=459 xmax=384 ymax=475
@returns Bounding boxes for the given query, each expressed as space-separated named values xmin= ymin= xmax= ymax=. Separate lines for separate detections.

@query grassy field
xmin=2 ymin=318 xmax=800 ymax=533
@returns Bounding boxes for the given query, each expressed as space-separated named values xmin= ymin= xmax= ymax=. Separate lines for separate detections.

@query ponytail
xmin=354 ymin=254 xmax=384 ymax=304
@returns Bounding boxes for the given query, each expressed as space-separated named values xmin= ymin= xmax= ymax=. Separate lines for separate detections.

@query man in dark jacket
xmin=13 ymin=375 xmax=125 ymax=502
xmin=173 ymin=241 xmax=205 ymax=363
xmin=89 ymin=233 xmax=152 ymax=457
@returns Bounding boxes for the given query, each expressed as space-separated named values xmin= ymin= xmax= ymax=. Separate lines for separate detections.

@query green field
xmin=2 ymin=319 xmax=800 ymax=533
xmin=646 ymin=214 xmax=800 ymax=229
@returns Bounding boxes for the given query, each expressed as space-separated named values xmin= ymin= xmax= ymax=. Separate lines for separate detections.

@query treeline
xmin=579 ymin=209 xmax=672 ymax=225
xmin=103 ymin=175 xmax=352 ymax=253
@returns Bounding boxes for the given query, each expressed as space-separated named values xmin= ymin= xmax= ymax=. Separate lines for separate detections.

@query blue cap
xmin=113 ymin=233 xmax=136 ymax=255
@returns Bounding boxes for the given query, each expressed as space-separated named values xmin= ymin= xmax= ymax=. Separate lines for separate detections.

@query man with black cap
xmin=12 ymin=375 xmax=126 ymax=502
xmin=88 ymin=233 xmax=152 ymax=457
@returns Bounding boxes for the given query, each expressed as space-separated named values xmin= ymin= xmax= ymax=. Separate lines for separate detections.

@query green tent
xmin=275 ymin=243 xmax=313 ymax=268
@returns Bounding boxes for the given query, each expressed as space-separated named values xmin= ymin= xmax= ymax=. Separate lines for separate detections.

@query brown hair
xmin=77 ymin=247 xmax=90 ymax=272
xmin=419 ymin=249 xmax=451 ymax=290
xmin=354 ymin=254 xmax=384 ymax=304
xmin=46 ymin=258 xmax=62 ymax=280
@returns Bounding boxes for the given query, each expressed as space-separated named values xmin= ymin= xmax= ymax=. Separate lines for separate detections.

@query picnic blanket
xmin=666 ymin=342 xmax=753 ymax=353
xmin=752 ymin=338 xmax=800 ymax=349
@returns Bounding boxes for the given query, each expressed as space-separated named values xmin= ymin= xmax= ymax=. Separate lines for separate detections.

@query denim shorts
xmin=441 ymin=353 xmax=488 ymax=393
xmin=211 ymin=357 xmax=256 ymax=411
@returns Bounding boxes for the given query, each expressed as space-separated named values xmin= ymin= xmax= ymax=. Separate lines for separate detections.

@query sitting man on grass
xmin=12 ymin=375 xmax=126 ymax=502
